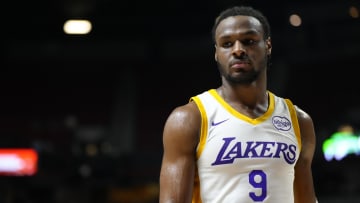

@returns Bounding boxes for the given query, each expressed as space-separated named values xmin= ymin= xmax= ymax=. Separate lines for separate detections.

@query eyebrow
xmin=218 ymin=29 xmax=260 ymax=39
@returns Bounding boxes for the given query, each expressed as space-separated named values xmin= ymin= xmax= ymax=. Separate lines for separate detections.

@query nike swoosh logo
xmin=211 ymin=118 xmax=229 ymax=126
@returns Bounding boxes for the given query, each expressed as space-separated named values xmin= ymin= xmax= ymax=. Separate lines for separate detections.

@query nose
xmin=232 ymin=40 xmax=245 ymax=56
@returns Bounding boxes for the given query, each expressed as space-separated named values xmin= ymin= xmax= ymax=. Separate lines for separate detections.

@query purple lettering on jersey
xmin=259 ymin=142 xmax=276 ymax=157
xmin=212 ymin=137 xmax=237 ymax=165
xmin=273 ymin=142 xmax=297 ymax=164
xmin=243 ymin=142 xmax=262 ymax=157
xmin=211 ymin=137 xmax=297 ymax=165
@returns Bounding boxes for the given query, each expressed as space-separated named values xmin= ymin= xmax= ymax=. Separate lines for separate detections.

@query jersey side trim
xmin=285 ymin=98 xmax=302 ymax=151
xmin=190 ymin=96 xmax=208 ymax=159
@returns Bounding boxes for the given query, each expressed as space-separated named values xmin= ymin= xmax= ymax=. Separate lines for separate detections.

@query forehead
xmin=215 ymin=15 xmax=263 ymax=38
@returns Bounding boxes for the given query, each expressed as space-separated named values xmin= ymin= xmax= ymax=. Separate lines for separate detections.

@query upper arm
xmin=293 ymin=105 xmax=318 ymax=203
xmin=159 ymin=102 xmax=201 ymax=203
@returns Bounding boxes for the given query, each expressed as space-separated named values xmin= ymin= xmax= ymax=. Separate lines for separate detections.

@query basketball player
xmin=159 ymin=5 xmax=318 ymax=203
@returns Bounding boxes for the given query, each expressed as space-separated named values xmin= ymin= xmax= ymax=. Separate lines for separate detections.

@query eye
xmin=242 ymin=39 xmax=257 ymax=46
xmin=242 ymin=39 xmax=256 ymax=45
xmin=222 ymin=41 xmax=233 ymax=48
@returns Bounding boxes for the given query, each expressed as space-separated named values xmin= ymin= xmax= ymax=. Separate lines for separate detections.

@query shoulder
xmin=166 ymin=89 xmax=211 ymax=128
xmin=279 ymin=95 xmax=313 ymax=128
xmin=163 ymin=101 xmax=201 ymax=147
xmin=294 ymin=105 xmax=314 ymax=128
xmin=166 ymin=101 xmax=200 ymax=127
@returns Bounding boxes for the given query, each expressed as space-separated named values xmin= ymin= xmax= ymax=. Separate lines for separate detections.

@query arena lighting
xmin=349 ymin=6 xmax=359 ymax=18
xmin=322 ymin=125 xmax=360 ymax=161
xmin=289 ymin=14 xmax=302 ymax=27
xmin=0 ymin=149 xmax=38 ymax=176
xmin=63 ymin=19 xmax=92 ymax=35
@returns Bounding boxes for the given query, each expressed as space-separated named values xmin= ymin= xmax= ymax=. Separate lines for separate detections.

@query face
xmin=214 ymin=15 xmax=271 ymax=85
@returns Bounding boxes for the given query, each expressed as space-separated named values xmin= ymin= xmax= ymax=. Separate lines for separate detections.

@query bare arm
xmin=294 ymin=106 xmax=318 ymax=203
xmin=159 ymin=102 xmax=200 ymax=203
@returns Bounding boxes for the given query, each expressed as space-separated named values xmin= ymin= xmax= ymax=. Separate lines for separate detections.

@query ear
xmin=266 ymin=37 xmax=272 ymax=56
xmin=214 ymin=44 xmax=218 ymax=61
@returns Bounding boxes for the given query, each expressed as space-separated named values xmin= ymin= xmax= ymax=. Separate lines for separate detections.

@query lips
xmin=231 ymin=62 xmax=248 ymax=68
xmin=230 ymin=60 xmax=250 ymax=69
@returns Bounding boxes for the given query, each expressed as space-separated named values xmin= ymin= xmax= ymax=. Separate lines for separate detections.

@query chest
xmin=199 ymin=119 xmax=299 ymax=170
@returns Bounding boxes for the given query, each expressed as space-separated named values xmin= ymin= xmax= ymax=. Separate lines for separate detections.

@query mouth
xmin=231 ymin=62 xmax=248 ymax=68
xmin=230 ymin=60 xmax=251 ymax=69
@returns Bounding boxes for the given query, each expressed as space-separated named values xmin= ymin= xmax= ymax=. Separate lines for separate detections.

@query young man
xmin=159 ymin=5 xmax=318 ymax=203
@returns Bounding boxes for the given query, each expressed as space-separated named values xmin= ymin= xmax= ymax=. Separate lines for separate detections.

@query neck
xmin=216 ymin=66 xmax=269 ymax=118
xmin=219 ymin=71 xmax=267 ymax=107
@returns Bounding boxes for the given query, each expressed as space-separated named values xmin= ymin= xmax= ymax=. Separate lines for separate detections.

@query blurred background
xmin=1 ymin=0 xmax=360 ymax=202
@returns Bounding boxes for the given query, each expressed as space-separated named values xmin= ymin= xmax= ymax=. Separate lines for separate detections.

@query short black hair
xmin=211 ymin=6 xmax=271 ymax=43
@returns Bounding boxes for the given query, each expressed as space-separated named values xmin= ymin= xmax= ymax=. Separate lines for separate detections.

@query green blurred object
xmin=322 ymin=131 xmax=360 ymax=161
